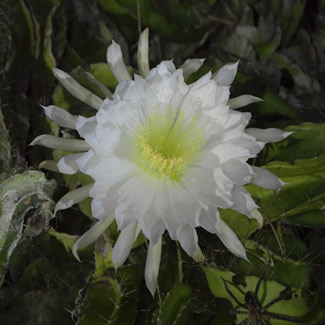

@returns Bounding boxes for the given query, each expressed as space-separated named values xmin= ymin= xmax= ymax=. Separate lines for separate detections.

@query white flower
xmin=31 ymin=29 xmax=291 ymax=296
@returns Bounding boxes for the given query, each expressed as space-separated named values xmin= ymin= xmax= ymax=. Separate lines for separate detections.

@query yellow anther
xmin=136 ymin=107 xmax=203 ymax=183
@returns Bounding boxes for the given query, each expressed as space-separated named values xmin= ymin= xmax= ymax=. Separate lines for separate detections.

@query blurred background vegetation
xmin=0 ymin=0 xmax=325 ymax=324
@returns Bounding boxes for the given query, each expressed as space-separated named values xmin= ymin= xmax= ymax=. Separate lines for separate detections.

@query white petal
xmin=213 ymin=61 xmax=238 ymax=86
xmin=137 ymin=28 xmax=150 ymax=77
xmin=183 ymin=75 xmax=217 ymax=109
xmin=231 ymin=135 xmax=265 ymax=156
xmin=250 ymin=166 xmax=284 ymax=190
xmin=84 ymin=71 xmax=113 ymax=99
xmin=193 ymin=247 xmax=205 ymax=262
xmin=145 ymin=237 xmax=162 ymax=296
xmin=199 ymin=206 xmax=220 ymax=234
xmin=231 ymin=185 xmax=259 ymax=216
xmin=211 ymin=143 xmax=252 ymax=164
xmin=29 ymin=135 xmax=90 ymax=151
xmin=74 ymin=150 xmax=99 ymax=174
xmin=176 ymin=224 xmax=200 ymax=260
xmin=152 ymin=69 xmax=187 ymax=104
xmin=111 ymin=221 xmax=139 ymax=268
xmin=76 ymin=116 xmax=97 ymax=138
xmin=143 ymin=220 xmax=165 ymax=245
xmin=41 ymin=105 xmax=78 ymax=129
xmin=91 ymin=196 xmax=116 ymax=220
xmin=115 ymin=202 xmax=137 ymax=230
xmin=184 ymin=166 xmax=232 ymax=209
xmin=72 ymin=213 xmax=114 ymax=262
xmin=245 ymin=128 xmax=293 ymax=143
xmin=163 ymin=217 xmax=179 ymax=240
xmin=167 ymin=184 xmax=202 ymax=227
xmin=146 ymin=61 xmax=176 ymax=82
xmin=213 ymin=167 xmax=234 ymax=207
xmin=179 ymin=58 xmax=205 ymax=80
xmin=215 ymin=218 xmax=248 ymax=260
xmin=57 ymin=153 xmax=86 ymax=174
xmin=250 ymin=210 xmax=263 ymax=228
xmin=222 ymin=111 xmax=251 ymax=141
xmin=222 ymin=159 xmax=254 ymax=185
xmin=52 ymin=68 xmax=102 ymax=110
xmin=117 ymin=174 xmax=157 ymax=219
xmin=54 ymin=184 xmax=93 ymax=214
xmin=76 ymin=116 xmax=122 ymax=156
xmin=106 ymin=40 xmax=132 ymax=82
xmin=228 ymin=95 xmax=262 ymax=110
xmin=39 ymin=160 xmax=59 ymax=172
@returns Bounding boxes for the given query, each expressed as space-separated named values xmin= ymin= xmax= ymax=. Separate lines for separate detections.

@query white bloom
xmin=31 ymin=29 xmax=291 ymax=296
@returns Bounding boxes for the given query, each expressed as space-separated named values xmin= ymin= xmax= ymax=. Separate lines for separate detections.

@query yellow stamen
xmin=136 ymin=107 xmax=203 ymax=184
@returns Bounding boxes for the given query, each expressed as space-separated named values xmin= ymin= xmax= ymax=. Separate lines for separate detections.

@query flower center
xmin=136 ymin=107 xmax=203 ymax=184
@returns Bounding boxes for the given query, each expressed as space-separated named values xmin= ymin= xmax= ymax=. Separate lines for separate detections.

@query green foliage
xmin=0 ymin=171 xmax=56 ymax=286
xmin=80 ymin=266 xmax=142 ymax=325
xmin=204 ymin=268 xmax=321 ymax=324
xmin=153 ymin=284 xmax=192 ymax=325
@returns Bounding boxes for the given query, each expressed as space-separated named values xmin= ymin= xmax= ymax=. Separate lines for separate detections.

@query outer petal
xmin=231 ymin=185 xmax=259 ymax=216
xmin=215 ymin=218 xmax=248 ymax=260
xmin=211 ymin=143 xmax=252 ymax=164
xmin=250 ymin=166 xmax=285 ymax=189
xmin=222 ymin=159 xmax=254 ymax=185
xmin=245 ymin=128 xmax=293 ymax=143
xmin=106 ymin=40 xmax=132 ymax=82
xmin=52 ymin=68 xmax=102 ymax=110
xmin=145 ymin=237 xmax=162 ymax=296
xmin=179 ymin=58 xmax=205 ymax=80
xmin=39 ymin=160 xmax=59 ymax=172
xmin=54 ymin=184 xmax=93 ymax=214
xmin=57 ymin=152 xmax=86 ymax=174
xmin=176 ymin=224 xmax=199 ymax=260
xmin=30 ymin=135 xmax=89 ymax=151
xmin=111 ymin=221 xmax=139 ymax=268
xmin=250 ymin=210 xmax=264 ymax=228
xmin=42 ymin=105 xmax=78 ymax=129
xmin=213 ymin=61 xmax=238 ymax=86
xmin=199 ymin=206 xmax=220 ymax=234
xmin=137 ymin=28 xmax=150 ymax=78
xmin=72 ymin=213 xmax=114 ymax=262
xmin=228 ymin=95 xmax=262 ymax=110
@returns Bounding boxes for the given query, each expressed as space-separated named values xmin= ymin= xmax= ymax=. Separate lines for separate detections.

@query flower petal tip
xmin=148 ymin=285 xmax=156 ymax=297
xmin=52 ymin=67 xmax=67 ymax=79
xmin=29 ymin=135 xmax=45 ymax=146
xmin=250 ymin=210 xmax=264 ymax=229
xmin=283 ymin=131 xmax=294 ymax=139
xmin=72 ymin=243 xmax=82 ymax=263
xmin=193 ymin=247 xmax=205 ymax=262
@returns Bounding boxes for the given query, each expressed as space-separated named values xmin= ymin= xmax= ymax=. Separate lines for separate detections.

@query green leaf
xmin=80 ymin=266 xmax=141 ymax=325
xmin=204 ymin=268 xmax=319 ymax=324
xmin=270 ymin=123 xmax=325 ymax=161
xmin=251 ymin=155 xmax=325 ymax=226
xmin=258 ymin=88 xmax=302 ymax=120
xmin=41 ymin=1 xmax=59 ymax=77
xmin=92 ymin=249 xmax=114 ymax=280
xmin=0 ymin=108 xmax=11 ymax=174
xmin=272 ymin=53 xmax=320 ymax=95
xmin=271 ymin=0 xmax=307 ymax=45
xmin=238 ymin=240 xmax=312 ymax=289
xmin=48 ymin=228 xmax=78 ymax=252
xmin=0 ymin=171 xmax=56 ymax=286
xmin=153 ymin=284 xmax=192 ymax=325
